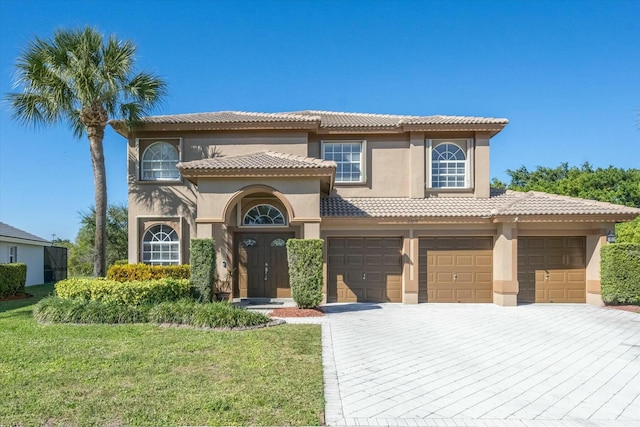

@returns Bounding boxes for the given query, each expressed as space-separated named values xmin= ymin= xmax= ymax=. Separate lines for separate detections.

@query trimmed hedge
xmin=149 ymin=300 xmax=271 ymax=328
xmin=0 ymin=263 xmax=27 ymax=297
xmin=190 ymin=239 xmax=216 ymax=302
xmin=286 ymin=239 xmax=324 ymax=309
xmin=33 ymin=297 xmax=271 ymax=328
xmin=55 ymin=277 xmax=191 ymax=306
xmin=107 ymin=263 xmax=190 ymax=282
xmin=34 ymin=296 xmax=150 ymax=324
xmin=601 ymin=243 xmax=640 ymax=305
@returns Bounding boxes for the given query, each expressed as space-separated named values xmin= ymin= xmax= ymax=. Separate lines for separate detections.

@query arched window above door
xmin=242 ymin=204 xmax=286 ymax=225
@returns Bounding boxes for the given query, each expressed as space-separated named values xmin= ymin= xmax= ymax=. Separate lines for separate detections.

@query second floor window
xmin=431 ymin=142 xmax=467 ymax=188
xmin=322 ymin=141 xmax=364 ymax=183
xmin=141 ymin=141 xmax=180 ymax=181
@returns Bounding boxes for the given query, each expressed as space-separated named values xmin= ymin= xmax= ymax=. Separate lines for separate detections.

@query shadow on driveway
xmin=322 ymin=302 xmax=382 ymax=314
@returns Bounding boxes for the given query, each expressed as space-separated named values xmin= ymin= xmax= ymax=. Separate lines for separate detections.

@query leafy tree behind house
xmin=54 ymin=204 xmax=128 ymax=276
xmin=6 ymin=27 xmax=166 ymax=277
xmin=492 ymin=162 xmax=640 ymax=243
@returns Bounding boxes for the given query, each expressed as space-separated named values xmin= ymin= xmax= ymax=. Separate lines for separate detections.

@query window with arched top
xmin=242 ymin=204 xmax=286 ymax=226
xmin=431 ymin=142 xmax=467 ymax=188
xmin=141 ymin=142 xmax=180 ymax=181
xmin=142 ymin=224 xmax=180 ymax=265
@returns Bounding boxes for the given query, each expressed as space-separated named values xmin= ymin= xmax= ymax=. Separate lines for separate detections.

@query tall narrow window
xmin=431 ymin=143 xmax=467 ymax=188
xmin=322 ymin=141 xmax=364 ymax=183
xmin=9 ymin=246 xmax=17 ymax=263
xmin=142 ymin=225 xmax=180 ymax=265
xmin=141 ymin=142 xmax=180 ymax=181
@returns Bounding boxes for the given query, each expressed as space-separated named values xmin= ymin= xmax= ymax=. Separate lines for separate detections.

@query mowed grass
xmin=0 ymin=285 xmax=324 ymax=426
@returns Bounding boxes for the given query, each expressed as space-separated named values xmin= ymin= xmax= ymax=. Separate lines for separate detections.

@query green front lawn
xmin=0 ymin=285 xmax=324 ymax=426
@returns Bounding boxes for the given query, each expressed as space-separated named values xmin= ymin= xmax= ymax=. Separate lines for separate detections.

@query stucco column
xmin=303 ymin=221 xmax=321 ymax=239
xmin=475 ymin=132 xmax=491 ymax=199
xmin=493 ymin=224 xmax=518 ymax=306
xmin=129 ymin=217 xmax=139 ymax=264
xmin=403 ymin=230 xmax=419 ymax=304
xmin=409 ymin=132 xmax=425 ymax=198
xmin=586 ymin=228 xmax=609 ymax=306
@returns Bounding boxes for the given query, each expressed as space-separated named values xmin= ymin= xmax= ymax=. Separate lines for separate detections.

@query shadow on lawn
xmin=0 ymin=284 xmax=54 ymax=313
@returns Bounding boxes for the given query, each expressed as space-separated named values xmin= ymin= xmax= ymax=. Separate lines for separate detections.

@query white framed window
xmin=9 ymin=246 xmax=18 ymax=263
xmin=322 ymin=141 xmax=365 ymax=183
xmin=141 ymin=141 xmax=180 ymax=181
xmin=429 ymin=140 xmax=470 ymax=189
xmin=142 ymin=224 xmax=180 ymax=265
xmin=243 ymin=204 xmax=286 ymax=226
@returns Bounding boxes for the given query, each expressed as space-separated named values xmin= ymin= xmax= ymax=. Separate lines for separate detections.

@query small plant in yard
xmin=286 ymin=239 xmax=324 ymax=308
xmin=215 ymin=266 xmax=235 ymax=301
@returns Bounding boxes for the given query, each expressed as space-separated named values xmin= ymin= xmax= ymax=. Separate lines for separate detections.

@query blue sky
xmin=0 ymin=0 xmax=638 ymax=241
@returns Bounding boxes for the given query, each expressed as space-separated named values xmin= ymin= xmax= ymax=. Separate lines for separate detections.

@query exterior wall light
xmin=606 ymin=230 xmax=616 ymax=244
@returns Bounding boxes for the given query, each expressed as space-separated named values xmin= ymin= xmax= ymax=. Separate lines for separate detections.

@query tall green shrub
xmin=601 ymin=243 xmax=640 ymax=305
xmin=286 ymin=239 xmax=323 ymax=309
xmin=0 ymin=263 xmax=27 ymax=297
xmin=190 ymin=239 xmax=216 ymax=302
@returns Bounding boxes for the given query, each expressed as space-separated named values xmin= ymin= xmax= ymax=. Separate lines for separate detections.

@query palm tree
xmin=6 ymin=27 xmax=167 ymax=277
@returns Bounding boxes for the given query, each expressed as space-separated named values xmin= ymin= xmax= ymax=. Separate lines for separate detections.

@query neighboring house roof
xmin=320 ymin=190 xmax=640 ymax=220
xmin=0 ymin=222 xmax=51 ymax=245
xmin=111 ymin=110 xmax=508 ymax=135
xmin=177 ymin=150 xmax=336 ymax=171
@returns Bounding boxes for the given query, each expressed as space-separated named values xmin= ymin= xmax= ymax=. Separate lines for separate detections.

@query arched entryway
xmin=225 ymin=186 xmax=297 ymax=298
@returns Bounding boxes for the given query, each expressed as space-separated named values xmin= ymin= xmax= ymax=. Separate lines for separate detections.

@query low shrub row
xmin=0 ymin=263 xmax=27 ymax=298
xmin=55 ymin=277 xmax=191 ymax=306
xmin=601 ymin=243 xmax=640 ymax=305
xmin=33 ymin=297 xmax=271 ymax=328
xmin=107 ymin=263 xmax=190 ymax=282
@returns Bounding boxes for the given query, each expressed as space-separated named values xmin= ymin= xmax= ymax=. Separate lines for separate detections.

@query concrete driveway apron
xmin=321 ymin=303 xmax=640 ymax=426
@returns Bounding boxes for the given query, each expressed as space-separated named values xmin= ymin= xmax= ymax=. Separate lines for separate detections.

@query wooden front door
xmin=236 ymin=233 xmax=294 ymax=298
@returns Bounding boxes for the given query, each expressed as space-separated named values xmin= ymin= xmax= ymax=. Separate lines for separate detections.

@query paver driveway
xmin=321 ymin=303 xmax=640 ymax=426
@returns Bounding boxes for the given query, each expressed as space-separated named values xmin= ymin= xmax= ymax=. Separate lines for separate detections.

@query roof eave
xmin=492 ymin=213 xmax=640 ymax=223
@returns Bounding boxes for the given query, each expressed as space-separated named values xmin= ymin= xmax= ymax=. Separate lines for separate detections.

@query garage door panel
xmin=365 ymin=255 xmax=382 ymax=265
xmin=455 ymin=255 xmax=473 ymax=266
xmin=420 ymin=237 xmax=493 ymax=303
xmin=327 ymin=237 xmax=403 ymax=303
xmin=346 ymin=255 xmax=363 ymax=265
xmin=518 ymin=237 xmax=586 ymax=304
xmin=436 ymin=255 xmax=454 ymax=266
xmin=476 ymin=255 xmax=492 ymax=266
xmin=346 ymin=238 xmax=364 ymax=249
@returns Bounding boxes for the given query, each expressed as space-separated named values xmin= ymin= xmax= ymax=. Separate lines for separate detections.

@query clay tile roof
xmin=138 ymin=110 xmax=508 ymax=128
xmin=320 ymin=190 xmax=640 ymax=218
xmin=177 ymin=150 xmax=336 ymax=171
xmin=0 ymin=222 xmax=50 ymax=244
xmin=498 ymin=191 xmax=640 ymax=216
xmin=140 ymin=111 xmax=318 ymax=125
xmin=286 ymin=110 xmax=509 ymax=128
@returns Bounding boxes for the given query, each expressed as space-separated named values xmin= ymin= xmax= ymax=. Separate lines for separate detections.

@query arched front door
xmin=236 ymin=233 xmax=294 ymax=298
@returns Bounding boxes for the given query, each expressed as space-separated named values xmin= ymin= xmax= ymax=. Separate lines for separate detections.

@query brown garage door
xmin=518 ymin=236 xmax=586 ymax=303
xmin=419 ymin=237 xmax=493 ymax=303
xmin=327 ymin=237 xmax=403 ymax=303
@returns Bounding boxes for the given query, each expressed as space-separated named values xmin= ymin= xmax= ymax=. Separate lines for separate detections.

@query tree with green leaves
xmin=493 ymin=162 xmax=640 ymax=243
xmin=6 ymin=27 xmax=166 ymax=277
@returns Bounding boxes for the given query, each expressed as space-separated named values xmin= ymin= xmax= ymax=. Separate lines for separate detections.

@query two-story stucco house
xmin=112 ymin=110 xmax=640 ymax=306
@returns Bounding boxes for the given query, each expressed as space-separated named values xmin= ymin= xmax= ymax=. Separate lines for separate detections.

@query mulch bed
xmin=606 ymin=305 xmax=640 ymax=313
xmin=269 ymin=307 xmax=324 ymax=318
xmin=0 ymin=293 xmax=33 ymax=302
